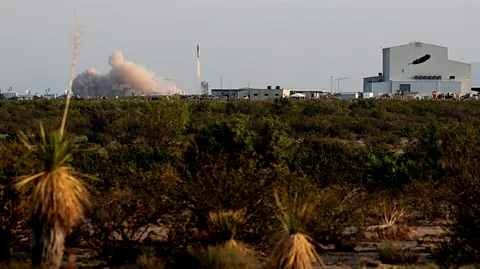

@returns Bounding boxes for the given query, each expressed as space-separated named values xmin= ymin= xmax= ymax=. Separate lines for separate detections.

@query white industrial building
xmin=364 ymin=42 xmax=471 ymax=96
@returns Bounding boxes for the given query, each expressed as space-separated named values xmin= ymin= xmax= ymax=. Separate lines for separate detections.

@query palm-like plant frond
xmin=13 ymin=15 xmax=85 ymax=269
xmin=15 ymin=126 xmax=89 ymax=230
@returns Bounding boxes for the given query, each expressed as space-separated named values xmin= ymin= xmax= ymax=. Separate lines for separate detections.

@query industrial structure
xmin=211 ymin=86 xmax=327 ymax=100
xmin=201 ymin=81 xmax=210 ymax=96
xmin=249 ymin=86 xmax=290 ymax=101
xmin=364 ymin=42 xmax=471 ymax=96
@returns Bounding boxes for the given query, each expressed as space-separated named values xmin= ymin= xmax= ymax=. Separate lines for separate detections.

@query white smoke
xmin=73 ymin=51 xmax=177 ymax=97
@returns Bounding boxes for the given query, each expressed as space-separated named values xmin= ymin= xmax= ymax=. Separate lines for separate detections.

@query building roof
xmin=383 ymin=42 xmax=448 ymax=50
xmin=211 ymin=89 xmax=240 ymax=92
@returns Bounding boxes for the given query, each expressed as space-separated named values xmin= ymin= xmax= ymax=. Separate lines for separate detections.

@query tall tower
xmin=201 ymin=81 xmax=210 ymax=96
xmin=197 ymin=44 xmax=201 ymax=95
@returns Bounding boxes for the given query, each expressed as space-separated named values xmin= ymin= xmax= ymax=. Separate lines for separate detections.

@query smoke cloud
xmin=73 ymin=51 xmax=177 ymax=97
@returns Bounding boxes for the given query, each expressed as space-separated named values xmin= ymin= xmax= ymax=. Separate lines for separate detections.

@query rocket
xmin=197 ymin=44 xmax=200 ymax=58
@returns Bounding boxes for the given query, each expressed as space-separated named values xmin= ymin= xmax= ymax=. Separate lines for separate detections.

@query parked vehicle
xmin=461 ymin=93 xmax=479 ymax=100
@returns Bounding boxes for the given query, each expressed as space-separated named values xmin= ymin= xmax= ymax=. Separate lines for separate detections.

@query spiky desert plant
xmin=16 ymin=126 xmax=89 ymax=268
xmin=367 ymin=196 xmax=410 ymax=232
xmin=14 ymin=17 xmax=87 ymax=269
xmin=268 ymin=189 xmax=323 ymax=269
xmin=208 ymin=209 xmax=248 ymax=251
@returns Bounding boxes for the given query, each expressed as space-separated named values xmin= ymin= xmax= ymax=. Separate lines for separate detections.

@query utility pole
xmin=220 ymin=75 xmax=223 ymax=90
xmin=164 ymin=78 xmax=176 ymax=95
xmin=336 ymin=77 xmax=348 ymax=93
xmin=151 ymin=78 xmax=159 ymax=92
xmin=331 ymin=76 xmax=333 ymax=94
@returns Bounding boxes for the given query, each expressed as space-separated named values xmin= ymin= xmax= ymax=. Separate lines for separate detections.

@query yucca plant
xmin=208 ymin=209 xmax=248 ymax=251
xmin=14 ymin=17 xmax=88 ymax=269
xmin=268 ymin=189 xmax=323 ymax=269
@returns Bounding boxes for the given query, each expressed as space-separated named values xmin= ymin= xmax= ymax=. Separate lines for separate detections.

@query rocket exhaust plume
xmin=73 ymin=51 xmax=176 ymax=97
xmin=197 ymin=58 xmax=201 ymax=79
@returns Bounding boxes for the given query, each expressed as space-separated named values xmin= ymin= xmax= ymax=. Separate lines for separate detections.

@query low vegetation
xmin=0 ymin=98 xmax=480 ymax=267
xmin=377 ymin=245 xmax=421 ymax=265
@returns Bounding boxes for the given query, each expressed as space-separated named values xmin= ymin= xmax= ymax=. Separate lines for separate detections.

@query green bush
xmin=1 ymin=99 xmax=480 ymax=267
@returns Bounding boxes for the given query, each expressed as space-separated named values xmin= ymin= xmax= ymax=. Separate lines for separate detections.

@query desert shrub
xmin=377 ymin=245 xmax=421 ymax=265
xmin=137 ymin=246 xmax=165 ymax=269
xmin=291 ymin=137 xmax=361 ymax=187
xmin=360 ymin=149 xmax=412 ymax=191
xmin=0 ymin=144 xmax=31 ymax=260
xmin=177 ymin=118 xmax=279 ymax=244
xmin=208 ymin=209 xmax=247 ymax=247
xmin=0 ymin=185 xmax=23 ymax=261
xmin=3 ymin=98 xmax=480 ymax=267
xmin=430 ymin=128 xmax=480 ymax=268
xmin=272 ymin=97 xmax=294 ymax=115
xmin=78 ymin=189 xmax=165 ymax=265
xmin=309 ymin=185 xmax=367 ymax=246
xmin=363 ymin=191 xmax=418 ymax=242
xmin=0 ymin=261 xmax=35 ymax=269
xmin=412 ymin=180 xmax=454 ymax=221
xmin=431 ymin=173 xmax=480 ymax=268
xmin=187 ymin=245 xmax=260 ymax=269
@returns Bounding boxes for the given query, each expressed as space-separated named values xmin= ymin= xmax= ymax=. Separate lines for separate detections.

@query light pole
xmin=331 ymin=76 xmax=333 ymax=94
xmin=336 ymin=77 xmax=348 ymax=93
xmin=164 ymin=78 xmax=172 ymax=95
xmin=151 ymin=78 xmax=159 ymax=92
xmin=164 ymin=78 xmax=177 ymax=95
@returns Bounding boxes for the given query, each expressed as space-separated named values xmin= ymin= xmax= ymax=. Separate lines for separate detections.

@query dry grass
xmin=137 ymin=255 xmax=165 ymax=269
xmin=195 ymin=245 xmax=260 ymax=269
xmin=375 ymin=226 xmax=416 ymax=241
xmin=269 ymin=233 xmax=321 ymax=269
xmin=369 ymin=198 xmax=409 ymax=231
xmin=208 ymin=209 xmax=248 ymax=251
xmin=208 ymin=209 xmax=246 ymax=238
xmin=267 ymin=189 xmax=323 ymax=269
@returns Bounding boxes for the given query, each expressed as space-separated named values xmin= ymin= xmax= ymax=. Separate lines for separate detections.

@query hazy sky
xmin=1 ymin=0 xmax=480 ymax=94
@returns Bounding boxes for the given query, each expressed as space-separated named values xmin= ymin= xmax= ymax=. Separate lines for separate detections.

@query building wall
xmin=363 ymin=76 xmax=384 ymax=92
xmin=371 ymin=81 xmax=392 ymax=95
xmin=211 ymin=89 xmax=239 ymax=98
xmin=391 ymin=80 xmax=461 ymax=94
xmin=249 ymin=89 xmax=261 ymax=100
xmin=367 ymin=43 xmax=471 ymax=94
xmin=250 ymin=89 xmax=289 ymax=101
xmin=238 ymin=90 xmax=250 ymax=99
xmin=387 ymin=43 xmax=470 ymax=93
xmin=383 ymin=48 xmax=391 ymax=80
xmin=286 ymin=89 xmax=324 ymax=98
xmin=340 ymin=92 xmax=358 ymax=100
xmin=386 ymin=43 xmax=448 ymax=80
